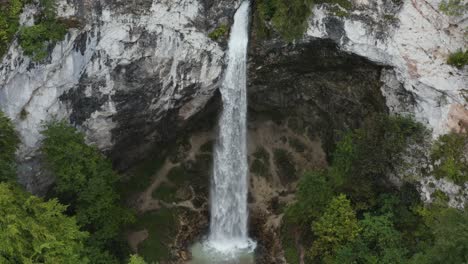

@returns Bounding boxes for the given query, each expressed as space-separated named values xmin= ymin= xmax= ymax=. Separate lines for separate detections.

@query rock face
xmin=0 ymin=0 xmax=240 ymax=192
xmin=306 ymin=0 xmax=467 ymax=136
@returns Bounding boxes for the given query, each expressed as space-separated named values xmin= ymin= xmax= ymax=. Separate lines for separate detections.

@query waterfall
xmin=207 ymin=0 xmax=255 ymax=254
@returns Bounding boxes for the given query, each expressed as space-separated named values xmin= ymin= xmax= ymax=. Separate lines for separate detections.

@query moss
xmin=274 ymin=148 xmax=297 ymax=183
xmin=134 ymin=208 xmax=177 ymax=262
xmin=152 ymin=182 xmax=177 ymax=203
xmin=447 ymin=50 xmax=468 ymax=68
xmin=439 ymin=0 xmax=468 ymax=16
xmin=208 ymin=24 xmax=228 ymax=41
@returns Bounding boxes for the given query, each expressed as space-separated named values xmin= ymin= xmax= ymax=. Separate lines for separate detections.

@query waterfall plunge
xmin=206 ymin=0 xmax=256 ymax=254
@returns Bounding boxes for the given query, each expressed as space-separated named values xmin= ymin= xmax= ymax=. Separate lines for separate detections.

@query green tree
xmin=41 ymin=120 xmax=134 ymax=258
xmin=311 ymin=194 xmax=360 ymax=262
xmin=334 ymin=213 xmax=408 ymax=264
xmin=431 ymin=132 xmax=468 ymax=185
xmin=0 ymin=182 xmax=89 ymax=264
xmin=0 ymin=0 xmax=26 ymax=58
xmin=284 ymin=170 xmax=333 ymax=226
xmin=410 ymin=206 xmax=468 ymax=264
xmin=128 ymin=254 xmax=148 ymax=264
xmin=0 ymin=111 xmax=20 ymax=182
xmin=330 ymin=115 xmax=427 ymax=210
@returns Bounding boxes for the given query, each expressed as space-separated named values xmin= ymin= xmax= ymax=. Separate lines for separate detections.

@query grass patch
xmin=208 ymin=24 xmax=228 ymax=41
xmin=152 ymin=182 xmax=177 ymax=203
xmin=447 ymin=50 xmax=468 ymax=68
xmin=134 ymin=208 xmax=177 ymax=262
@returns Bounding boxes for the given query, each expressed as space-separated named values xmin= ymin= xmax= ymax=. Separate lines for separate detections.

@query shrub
xmin=0 ymin=0 xmax=26 ymax=58
xmin=19 ymin=19 xmax=67 ymax=61
xmin=0 ymin=182 xmax=89 ymax=263
xmin=447 ymin=50 xmax=468 ymax=68
xmin=431 ymin=132 xmax=468 ymax=185
xmin=41 ymin=120 xmax=134 ymax=257
xmin=0 ymin=111 xmax=20 ymax=182
xmin=255 ymin=0 xmax=352 ymax=41
xmin=208 ymin=24 xmax=228 ymax=41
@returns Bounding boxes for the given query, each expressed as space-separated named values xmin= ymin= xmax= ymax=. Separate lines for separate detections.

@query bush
xmin=19 ymin=19 xmax=67 ymax=61
xmin=431 ymin=132 xmax=468 ymax=185
xmin=0 ymin=0 xmax=26 ymax=58
xmin=0 ymin=111 xmax=20 ymax=182
xmin=330 ymin=114 xmax=428 ymax=210
xmin=255 ymin=0 xmax=352 ymax=41
xmin=41 ymin=120 xmax=134 ymax=258
xmin=447 ymin=50 xmax=468 ymax=68
xmin=0 ymin=182 xmax=89 ymax=263
xmin=208 ymin=24 xmax=228 ymax=41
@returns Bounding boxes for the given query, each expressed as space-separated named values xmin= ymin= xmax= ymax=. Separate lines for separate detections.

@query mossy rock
xmin=167 ymin=166 xmax=190 ymax=186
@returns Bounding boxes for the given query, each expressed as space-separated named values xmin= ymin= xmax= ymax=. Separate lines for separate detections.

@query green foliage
xmin=310 ymin=194 xmax=360 ymax=262
xmin=208 ymin=24 xmax=228 ymax=41
xmin=411 ymin=206 xmax=468 ymax=264
xmin=335 ymin=213 xmax=408 ymax=264
xmin=251 ymin=146 xmax=271 ymax=177
xmin=128 ymin=254 xmax=148 ymax=264
xmin=0 ymin=0 xmax=27 ymax=58
xmin=41 ymin=120 xmax=134 ymax=258
xmin=18 ymin=19 xmax=67 ymax=61
xmin=132 ymin=208 xmax=177 ymax=262
xmin=255 ymin=0 xmax=352 ymax=41
xmin=0 ymin=182 xmax=89 ymax=264
xmin=284 ymin=171 xmax=332 ymax=226
xmin=0 ymin=111 xmax=20 ymax=182
xmin=439 ymin=0 xmax=468 ymax=16
xmin=330 ymin=114 xmax=428 ymax=210
xmin=447 ymin=49 xmax=468 ymax=68
xmin=431 ymin=132 xmax=468 ymax=185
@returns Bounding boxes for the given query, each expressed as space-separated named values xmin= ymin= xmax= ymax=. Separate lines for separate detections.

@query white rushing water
xmin=205 ymin=0 xmax=256 ymax=256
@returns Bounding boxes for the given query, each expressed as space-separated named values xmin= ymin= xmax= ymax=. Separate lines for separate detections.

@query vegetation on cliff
xmin=0 ymin=112 xmax=20 ymax=182
xmin=0 ymin=0 xmax=70 ymax=61
xmin=255 ymin=0 xmax=352 ymax=41
xmin=281 ymin=114 xmax=468 ymax=264
xmin=0 ymin=112 xmax=147 ymax=263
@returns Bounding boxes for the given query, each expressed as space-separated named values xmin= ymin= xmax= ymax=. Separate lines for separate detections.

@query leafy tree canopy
xmin=0 ymin=182 xmax=89 ymax=264
xmin=0 ymin=111 xmax=20 ymax=182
